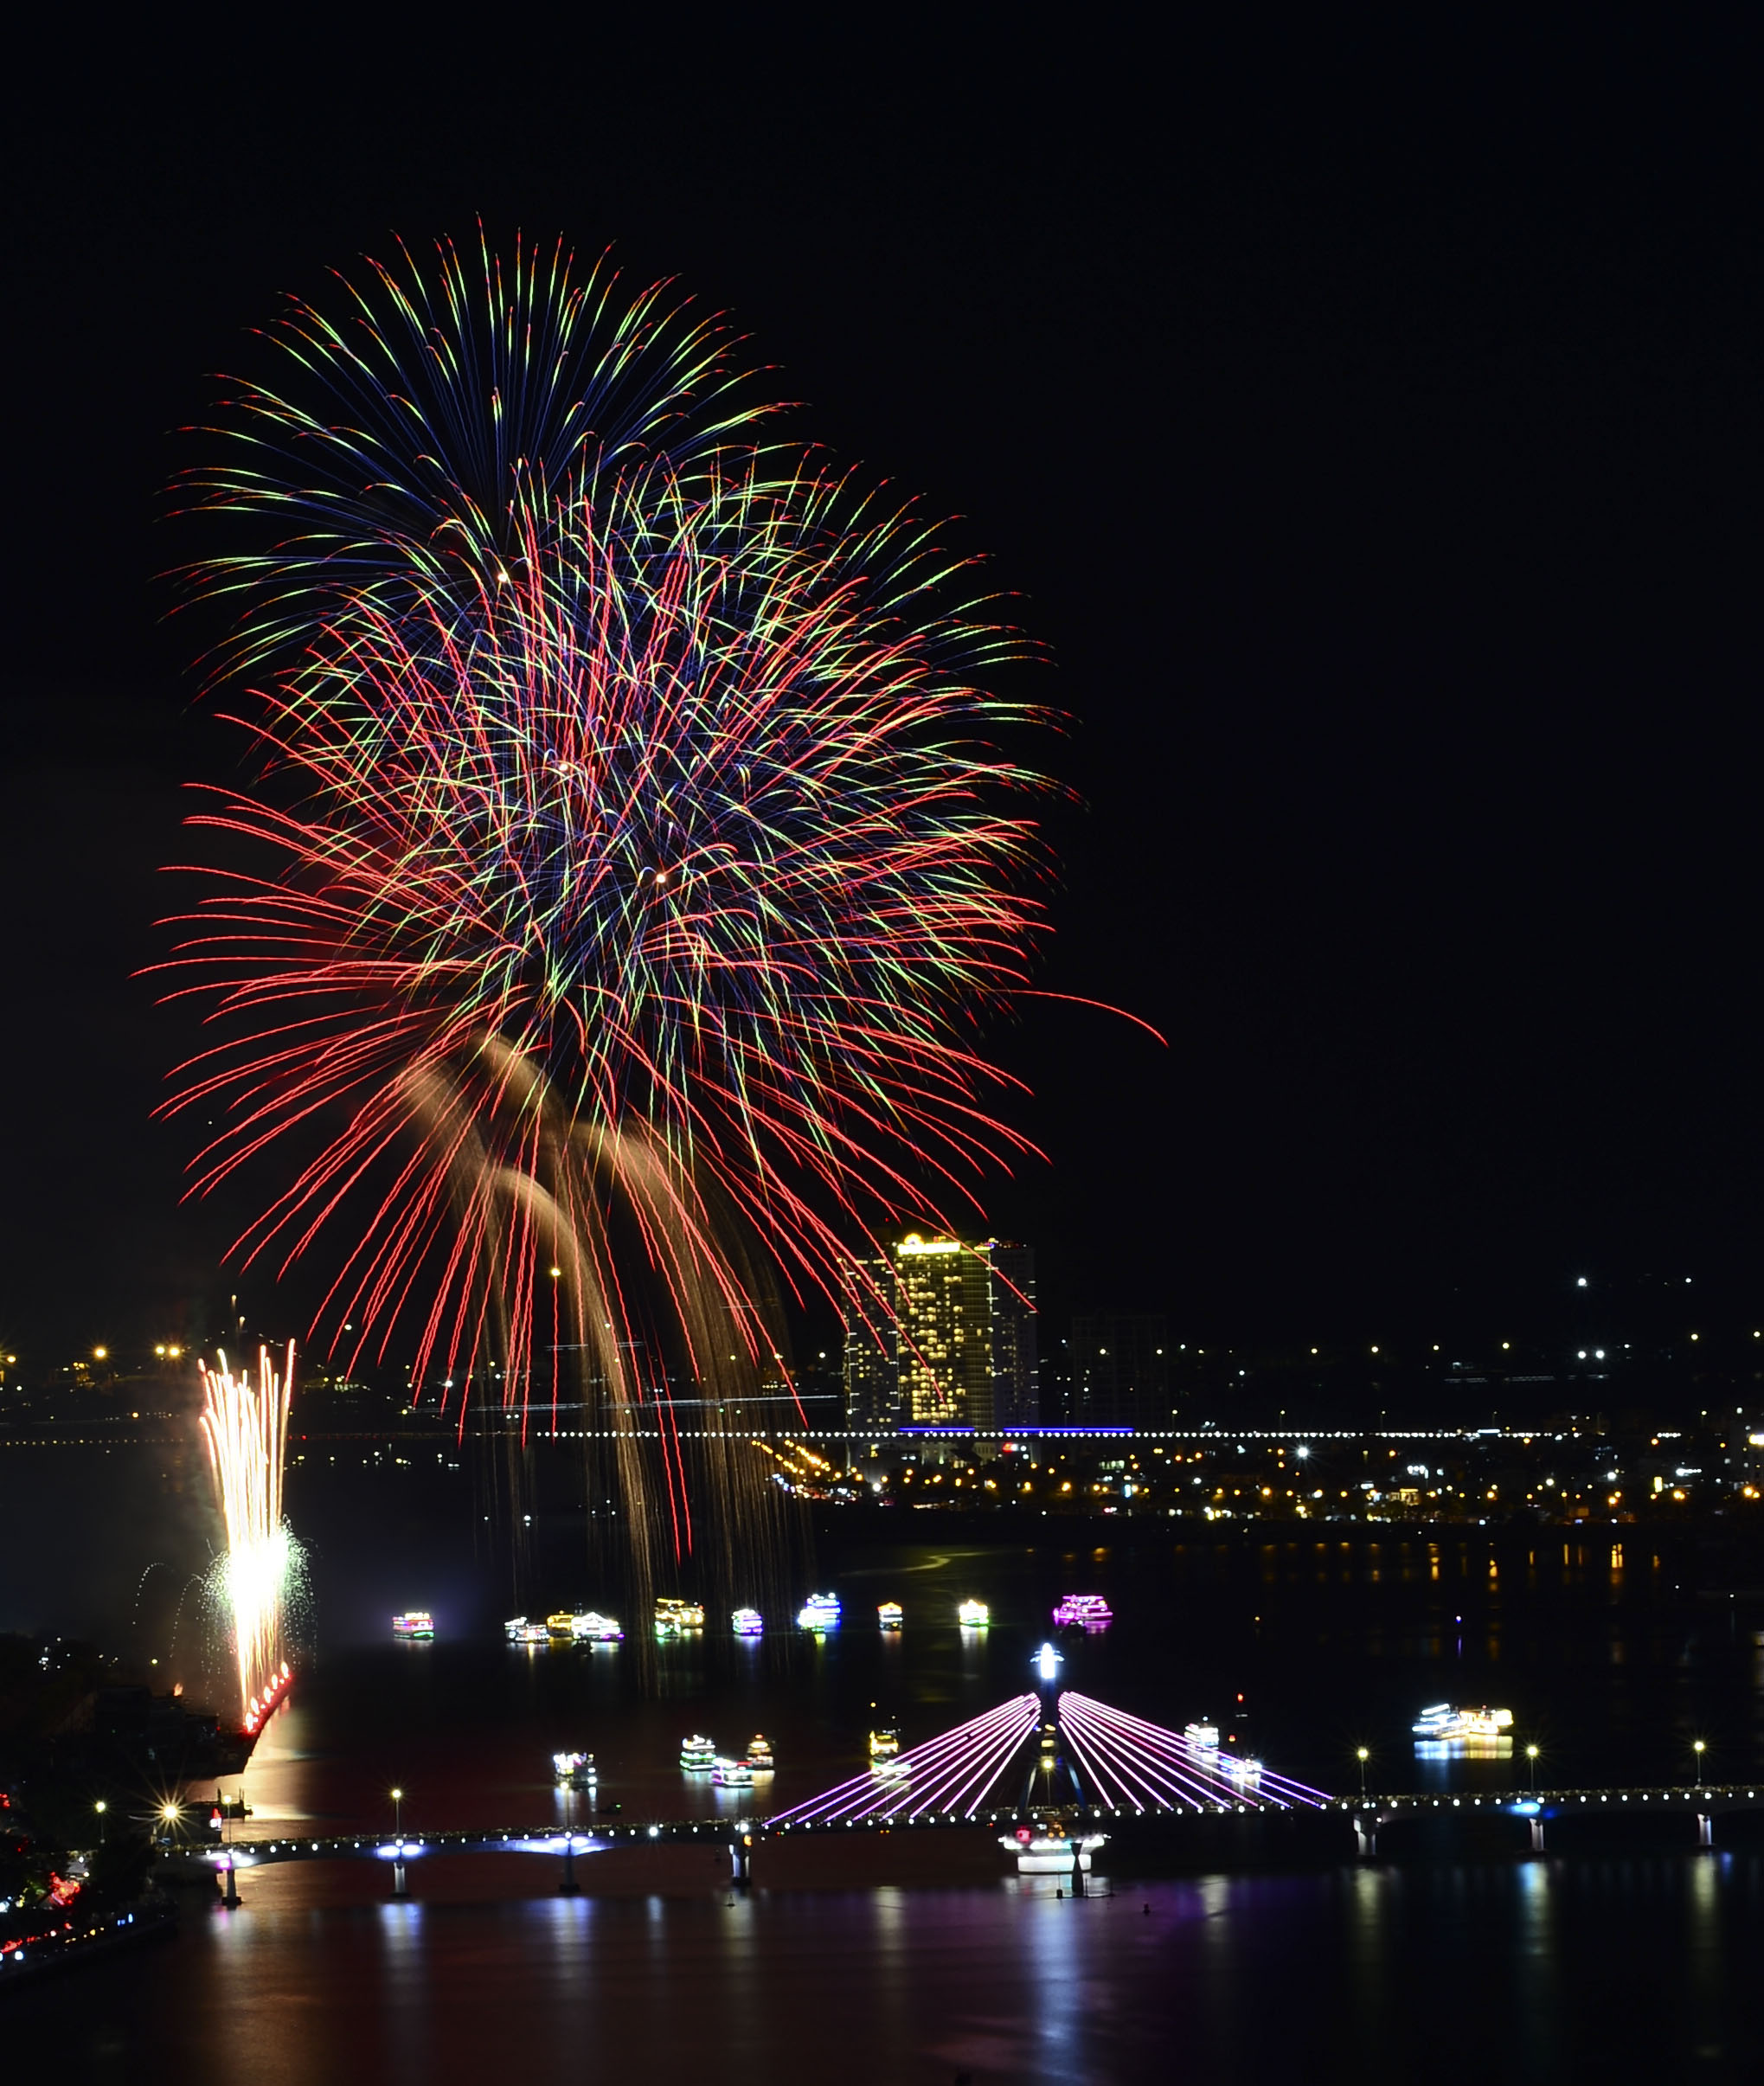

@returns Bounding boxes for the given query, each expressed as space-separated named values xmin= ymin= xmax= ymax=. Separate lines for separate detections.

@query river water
xmin=10 ymin=1444 xmax=1764 ymax=2078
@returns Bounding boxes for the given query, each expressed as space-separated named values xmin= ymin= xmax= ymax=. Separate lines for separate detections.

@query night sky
xmin=5 ymin=16 xmax=1763 ymax=1364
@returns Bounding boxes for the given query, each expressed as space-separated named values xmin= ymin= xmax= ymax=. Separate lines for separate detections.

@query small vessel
xmin=1184 ymin=1720 xmax=1220 ymax=1750
xmin=1051 ymin=1594 xmax=1113 ymax=1629
xmin=731 ymin=1607 xmax=765 ymax=1636
xmin=553 ymin=1750 xmax=596 ymax=1788
xmin=680 ymin=1734 xmax=717 ymax=1770
xmin=655 ymin=1597 xmax=706 ymax=1634
xmin=877 ymin=1601 xmax=904 ymax=1628
xmin=1221 ymin=1752 xmax=1263 ymax=1788
xmin=870 ymin=1753 xmax=911 ymax=1781
xmin=504 ymin=1615 xmax=549 ymax=1643
xmin=869 ymin=1726 xmax=901 ymax=1759
xmin=958 ymin=1599 xmax=991 ymax=1627
xmin=1412 ymin=1704 xmax=1514 ymax=1740
xmin=744 ymin=1734 xmax=776 ymax=1772
xmin=569 ymin=1610 xmax=624 ymax=1641
xmin=798 ymin=1592 xmax=841 ymax=1630
xmin=711 ymin=1755 xmax=754 ymax=1786
xmin=546 ymin=1612 xmax=576 ymax=1638
xmin=392 ymin=1612 xmax=434 ymax=1640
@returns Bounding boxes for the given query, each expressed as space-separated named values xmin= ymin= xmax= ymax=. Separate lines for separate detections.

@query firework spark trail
xmin=198 ymin=1342 xmax=295 ymax=1717
xmin=159 ymin=231 xmax=1076 ymax=1589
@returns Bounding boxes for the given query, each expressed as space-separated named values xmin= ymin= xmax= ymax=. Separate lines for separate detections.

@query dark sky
xmin=4 ymin=15 xmax=1763 ymax=1364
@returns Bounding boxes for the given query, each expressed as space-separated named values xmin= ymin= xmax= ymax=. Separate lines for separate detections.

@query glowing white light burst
xmin=199 ymin=1342 xmax=295 ymax=1718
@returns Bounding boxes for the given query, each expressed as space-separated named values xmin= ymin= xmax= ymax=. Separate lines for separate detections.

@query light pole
xmin=1693 ymin=1741 xmax=1706 ymax=1788
xmin=1526 ymin=1744 xmax=1539 ymax=1792
xmin=94 ymin=1800 xmax=106 ymax=1846
xmin=391 ymin=1787 xmax=404 ymax=1841
xmin=1357 ymin=1747 xmax=1369 ymax=1800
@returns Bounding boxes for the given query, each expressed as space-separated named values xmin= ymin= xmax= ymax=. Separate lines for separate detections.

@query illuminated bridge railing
xmin=767 ymin=1693 xmax=1042 ymax=1826
xmin=1056 ymin=1692 xmax=1332 ymax=1813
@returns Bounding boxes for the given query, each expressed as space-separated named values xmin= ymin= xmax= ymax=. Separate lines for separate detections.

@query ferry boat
xmin=655 ymin=1597 xmax=706 ymax=1633
xmin=731 ymin=1607 xmax=765 ymax=1636
xmin=1412 ymin=1704 xmax=1514 ymax=1740
xmin=568 ymin=1610 xmax=624 ymax=1641
xmin=999 ymin=1819 xmax=1107 ymax=1874
xmin=957 ymin=1599 xmax=991 ymax=1627
xmin=392 ymin=1612 xmax=434 ymax=1640
xmin=1184 ymin=1719 xmax=1220 ymax=1750
xmin=798 ymin=1592 xmax=841 ymax=1630
xmin=504 ymin=1616 xmax=549 ymax=1643
xmin=553 ymin=1750 xmax=596 ymax=1788
xmin=877 ymin=1601 xmax=904 ymax=1628
xmin=869 ymin=1726 xmax=901 ymax=1759
xmin=744 ymin=1735 xmax=775 ymax=1772
xmin=679 ymin=1734 xmax=718 ymax=1770
xmin=711 ymin=1755 xmax=754 ymax=1786
xmin=1051 ymin=1594 xmax=1113 ymax=1629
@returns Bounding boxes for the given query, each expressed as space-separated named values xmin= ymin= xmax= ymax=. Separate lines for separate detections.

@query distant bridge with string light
xmin=173 ymin=1654 xmax=1764 ymax=1907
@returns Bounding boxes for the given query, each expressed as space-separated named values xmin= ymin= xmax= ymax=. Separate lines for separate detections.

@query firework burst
xmin=198 ymin=1342 xmax=298 ymax=1717
xmin=162 ymin=233 xmax=1056 ymax=1583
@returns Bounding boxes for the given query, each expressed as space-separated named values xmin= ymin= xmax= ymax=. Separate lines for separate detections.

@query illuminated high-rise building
xmin=843 ymin=1236 xmax=1037 ymax=1431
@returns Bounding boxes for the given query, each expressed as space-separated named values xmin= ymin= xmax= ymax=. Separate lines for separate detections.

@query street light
xmin=391 ymin=1788 xmax=404 ymax=1839
xmin=94 ymin=1800 xmax=106 ymax=1845
xmin=1357 ymin=1747 xmax=1369 ymax=1800
xmin=1694 ymin=1740 xmax=1706 ymax=1788
xmin=1526 ymin=1743 xmax=1539 ymax=1791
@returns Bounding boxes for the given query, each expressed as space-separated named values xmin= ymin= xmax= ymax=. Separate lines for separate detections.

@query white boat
xmin=1184 ymin=1720 xmax=1220 ymax=1750
xmin=998 ymin=1822 xmax=1107 ymax=1873
xmin=553 ymin=1750 xmax=596 ymax=1787
xmin=392 ymin=1611 xmax=434 ymax=1640
xmin=504 ymin=1616 xmax=548 ymax=1644
xmin=1221 ymin=1752 xmax=1263 ymax=1787
xmin=958 ymin=1599 xmax=990 ymax=1627
xmin=744 ymin=1734 xmax=775 ymax=1772
xmin=798 ymin=1593 xmax=841 ymax=1630
xmin=877 ymin=1601 xmax=904 ymax=1627
xmin=569 ymin=1611 xmax=624 ymax=1642
xmin=711 ymin=1755 xmax=754 ymax=1786
xmin=679 ymin=1734 xmax=717 ymax=1770
xmin=731 ymin=1608 xmax=764 ymax=1636
xmin=1412 ymin=1704 xmax=1514 ymax=1740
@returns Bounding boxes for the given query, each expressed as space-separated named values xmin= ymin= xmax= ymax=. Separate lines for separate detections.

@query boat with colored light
xmin=957 ymin=1599 xmax=990 ymax=1627
xmin=1221 ymin=1751 xmax=1263 ymax=1787
xmin=869 ymin=1726 xmax=901 ymax=1759
xmin=504 ymin=1616 xmax=548 ymax=1643
xmin=744 ymin=1735 xmax=775 ymax=1771
xmin=553 ymin=1750 xmax=596 ymax=1788
xmin=1412 ymin=1704 xmax=1513 ymax=1740
xmin=877 ymin=1601 xmax=904 ymax=1627
xmin=711 ymin=1755 xmax=753 ymax=1786
xmin=731 ymin=1607 xmax=764 ymax=1635
xmin=1184 ymin=1720 xmax=1220 ymax=1749
xmin=1051 ymin=1594 xmax=1113 ymax=1629
xmin=391 ymin=1612 xmax=434 ymax=1640
xmin=680 ymin=1734 xmax=717 ymax=1770
xmin=569 ymin=1611 xmax=623 ymax=1641
xmin=798 ymin=1593 xmax=841 ymax=1630
xmin=1000 ymin=1819 xmax=1107 ymax=1873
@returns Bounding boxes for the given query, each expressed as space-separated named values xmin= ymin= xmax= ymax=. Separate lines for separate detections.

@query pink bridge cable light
xmin=768 ymin=1694 xmax=1041 ymax=1826
xmin=1057 ymin=1692 xmax=1331 ymax=1813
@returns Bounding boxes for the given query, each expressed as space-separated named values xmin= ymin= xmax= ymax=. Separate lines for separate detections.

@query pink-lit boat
xmin=1051 ymin=1594 xmax=1113 ymax=1629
